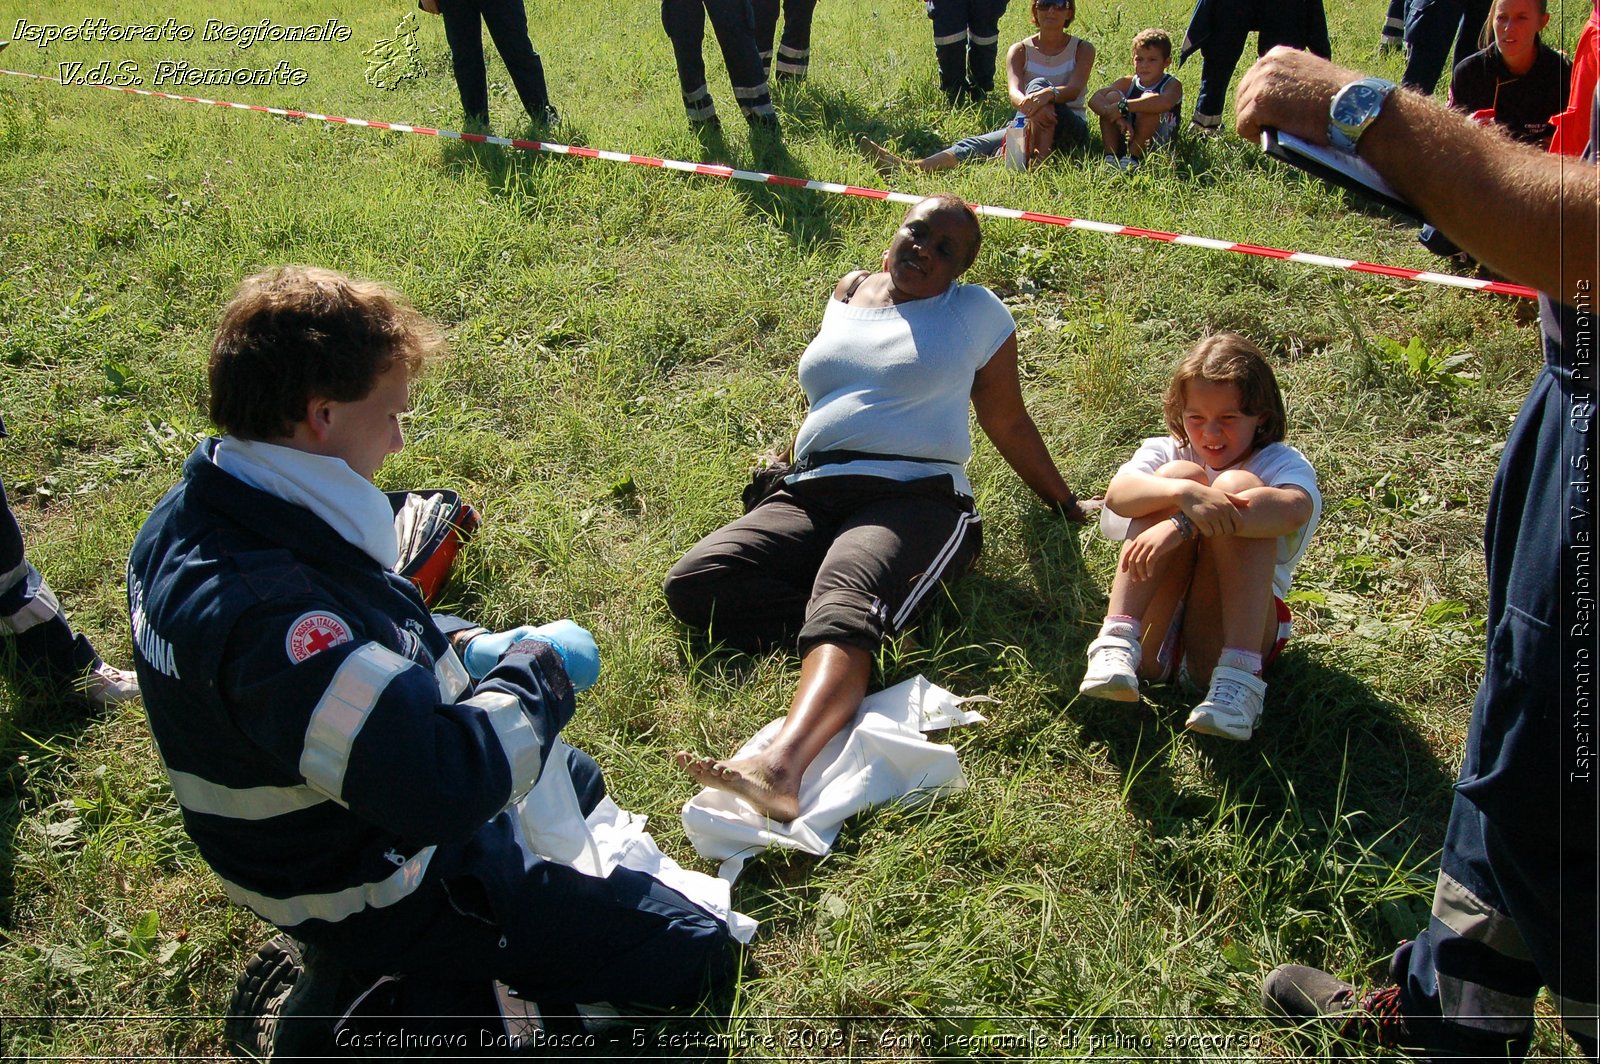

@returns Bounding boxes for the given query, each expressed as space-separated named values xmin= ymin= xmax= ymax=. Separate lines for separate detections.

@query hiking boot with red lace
xmin=1262 ymin=964 xmax=1414 ymax=1050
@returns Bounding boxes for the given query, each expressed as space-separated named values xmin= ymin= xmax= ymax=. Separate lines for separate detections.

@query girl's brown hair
xmin=1162 ymin=333 xmax=1288 ymax=447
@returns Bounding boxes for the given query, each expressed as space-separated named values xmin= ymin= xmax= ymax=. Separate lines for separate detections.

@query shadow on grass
xmin=0 ymin=674 xmax=109 ymax=929
xmin=1065 ymin=644 xmax=1457 ymax=901
xmin=802 ymin=78 xmax=1011 ymax=166
xmin=435 ymin=116 xmax=574 ymax=199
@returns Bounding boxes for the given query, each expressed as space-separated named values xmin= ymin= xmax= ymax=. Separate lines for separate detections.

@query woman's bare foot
xmin=858 ymin=135 xmax=908 ymax=178
xmin=674 ymin=750 xmax=802 ymax=823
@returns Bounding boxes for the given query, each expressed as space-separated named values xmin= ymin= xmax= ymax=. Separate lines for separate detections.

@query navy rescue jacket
xmin=128 ymin=439 xmax=577 ymax=945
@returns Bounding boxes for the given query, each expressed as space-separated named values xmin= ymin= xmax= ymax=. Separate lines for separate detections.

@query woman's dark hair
xmin=911 ymin=193 xmax=983 ymax=272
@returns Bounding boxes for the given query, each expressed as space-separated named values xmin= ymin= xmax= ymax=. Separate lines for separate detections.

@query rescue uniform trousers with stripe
xmin=662 ymin=473 xmax=982 ymax=655
xmin=0 ymin=474 xmax=102 ymax=692
xmin=661 ymin=0 xmax=776 ymax=125
xmin=930 ymin=0 xmax=1010 ymax=99
xmin=1391 ymin=291 xmax=1599 ymax=1059
xmin=753 ymin=0 xmax=817 ymax=79
xmin=131 ymin=442 xmax=734 ymax=1011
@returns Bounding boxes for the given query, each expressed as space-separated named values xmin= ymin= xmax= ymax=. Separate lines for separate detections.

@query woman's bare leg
xmin=676 ymin=641 xmax=871 ymax=822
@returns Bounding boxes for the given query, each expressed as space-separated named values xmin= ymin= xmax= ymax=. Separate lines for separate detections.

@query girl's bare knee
xmin=1211 ymin=468 xmax=1265 ymax=493
xmin=1154 ymin=460 xmax=1207 ymax=483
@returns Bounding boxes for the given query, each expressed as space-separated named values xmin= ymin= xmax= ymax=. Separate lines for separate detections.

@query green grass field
xmin=0 ymin=0 xmax=1587 ymax=1058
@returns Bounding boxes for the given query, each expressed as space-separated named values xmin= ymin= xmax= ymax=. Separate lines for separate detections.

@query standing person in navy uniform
xmin=1238 ymin=48 xmax=1598 ymax=1061
xmin=754 ymin=0 xmax=818 ymax=80
xmin=1402 ymin=0 xmax=1492 ymax=95
xmin=929 ymin=0 xmax=1011 ymax=103
xmin=1179 ymin=0 xmax=1329 ymax=134
xmin=0 ymin=414 xmax=137 ymax=709
xmin=662 ymin=0 xmax=779 ymax=129
xmin=419 ymin=0 xmax=558 ymax=128
xmin=128 ymin=267 xmax=736 ymax=1059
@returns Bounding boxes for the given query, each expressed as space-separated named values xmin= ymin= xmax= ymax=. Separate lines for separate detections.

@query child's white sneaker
xmin=1184 ymin=665 xmax=1266 ymax=740
xmin=85 ymin=662 xmax=140 ymax=709
xmin=1079 ymin=633 xmax=1141 ymax=701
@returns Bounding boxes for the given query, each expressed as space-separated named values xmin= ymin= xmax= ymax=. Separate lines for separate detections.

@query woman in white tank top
xmin=863 ymin=0 xmax=1097 ymax=172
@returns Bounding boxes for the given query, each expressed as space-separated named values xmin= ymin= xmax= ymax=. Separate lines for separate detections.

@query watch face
xmin=1335 ymin=84 xmax=1381 ymax=124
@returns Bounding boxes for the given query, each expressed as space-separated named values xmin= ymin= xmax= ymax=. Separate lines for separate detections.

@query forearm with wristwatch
xmin=1236 ymin=47 xmax=1588 ymax=295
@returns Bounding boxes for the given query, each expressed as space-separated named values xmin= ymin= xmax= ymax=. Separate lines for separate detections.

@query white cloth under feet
xmin=680 ymin=676 xmax=989 ymax=882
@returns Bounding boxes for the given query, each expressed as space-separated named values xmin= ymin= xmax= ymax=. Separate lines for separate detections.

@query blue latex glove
xmin=462 ymin=625 xmax=538 ymax=679
xmin=525 ymin=619 xmax=601 ymax=692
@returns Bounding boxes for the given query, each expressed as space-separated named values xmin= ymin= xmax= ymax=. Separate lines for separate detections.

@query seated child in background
xmin=1087 ymin=28 xmax=1183 ymax=172
xmin=1079 ymin=334 xmax=1321 ymax=742
xmin=862 ymin=0 xmax=1095 ymax=172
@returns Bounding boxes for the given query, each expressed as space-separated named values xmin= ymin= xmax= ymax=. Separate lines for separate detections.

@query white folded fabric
xmin=515 ymin=739 xmax=758 ymax=943
xmin=680 ymin=675 xmax=989 ymax=883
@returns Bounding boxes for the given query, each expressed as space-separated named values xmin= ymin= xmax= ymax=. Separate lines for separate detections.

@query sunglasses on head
xmin=1037 ymin=0 xmax=1071 ymax=7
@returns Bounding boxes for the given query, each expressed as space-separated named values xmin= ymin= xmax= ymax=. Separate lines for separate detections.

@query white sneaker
xmin=1103 ymin=153 xmax=1120 ymax=168
xmin=84 ymin=662 xmax=140 ymax=709
xmin=1079 ymin=634 xmax=1141 ymax=701
xmin=1184 ymin=665 xmax=1266 ymax=740
xmin=1120 ymin=155 xmax=1140 ymax=173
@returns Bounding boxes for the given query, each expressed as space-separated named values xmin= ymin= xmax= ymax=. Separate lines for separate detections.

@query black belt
xmin=791 ymin=448 xmax=951 ymax=473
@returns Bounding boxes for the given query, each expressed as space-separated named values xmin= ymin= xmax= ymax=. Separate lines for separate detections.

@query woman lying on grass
xmin=664 ymin=194 xmax=1088 ymax=822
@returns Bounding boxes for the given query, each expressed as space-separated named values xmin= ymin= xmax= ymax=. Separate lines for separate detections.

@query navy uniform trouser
xmin=315 ymin=746 xmax=737 ymax=1011
xmin=439 ymin=0 xmax=552 ymax=124
xmin=1402 ymin=0 xmax=1493 ymax=95
xmin=0 ymin=476 xmax=100 ymax=694
xmin=1394 ymin=792 xmax=1597 ymax=1059
xmin=1382 ymin=0 xmax=1407 ymax=44
xmin=753 ymin=0 xmax=817 ymax=78
xmin=930 ymin=0 xmax=1009 ymax=98
xmin=1391 ymin=357 xmax=1599 ymax=1060
xmin=1191 ymin=0 xmax=1326 ymax=126
xmin=661 ymin=0 xmax=775 ymax=124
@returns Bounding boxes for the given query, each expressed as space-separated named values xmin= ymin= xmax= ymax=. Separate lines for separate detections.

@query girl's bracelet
xmin=1170 ymin=512 xmax=1197 ymax=540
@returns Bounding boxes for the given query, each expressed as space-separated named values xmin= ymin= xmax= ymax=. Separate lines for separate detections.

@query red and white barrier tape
xmin=1 ymin=67 xmax=1540 ymax=301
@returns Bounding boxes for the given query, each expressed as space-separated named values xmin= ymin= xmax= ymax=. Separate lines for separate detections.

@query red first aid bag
xmin=387 ymin=489 xmax=481 ymax=607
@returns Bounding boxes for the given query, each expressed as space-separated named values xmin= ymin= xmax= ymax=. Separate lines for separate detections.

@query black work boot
xmin=225 ymin=934 xmax=361 ymax=1060
xmin=1262 ymin=964 xmax=1414 ymax=1050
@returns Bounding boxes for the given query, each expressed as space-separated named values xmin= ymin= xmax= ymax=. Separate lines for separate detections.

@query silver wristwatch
xmin=1328 ymin=76 xmax=1397 ymax=152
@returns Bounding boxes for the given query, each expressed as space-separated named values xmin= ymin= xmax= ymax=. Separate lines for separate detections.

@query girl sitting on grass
xmin=862 ymin=0 xmax=1095 ymax=172
xmin=1078 ymin=334 xmax=1321 ymax=741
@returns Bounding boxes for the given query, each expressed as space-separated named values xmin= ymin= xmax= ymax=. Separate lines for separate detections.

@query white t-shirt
xmin=790 ymin=281 xmax=1016 ymax=498
xmin=1099 ymin=437 xmax=1322 ymax=599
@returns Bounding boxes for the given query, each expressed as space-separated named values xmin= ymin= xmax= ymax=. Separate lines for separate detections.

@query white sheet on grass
xmin=680 ymin=675 xmax=990 ymax=883
xmin=515 ymin=739 xmax=759 ymax=943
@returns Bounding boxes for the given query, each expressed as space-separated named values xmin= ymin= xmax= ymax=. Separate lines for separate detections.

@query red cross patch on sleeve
xmin=286 ymin=612 xmax=354 ymax=663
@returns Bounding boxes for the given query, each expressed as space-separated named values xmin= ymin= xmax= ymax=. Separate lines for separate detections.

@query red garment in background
xmin=1550 ymin=3 xmax=1599 ymax=155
